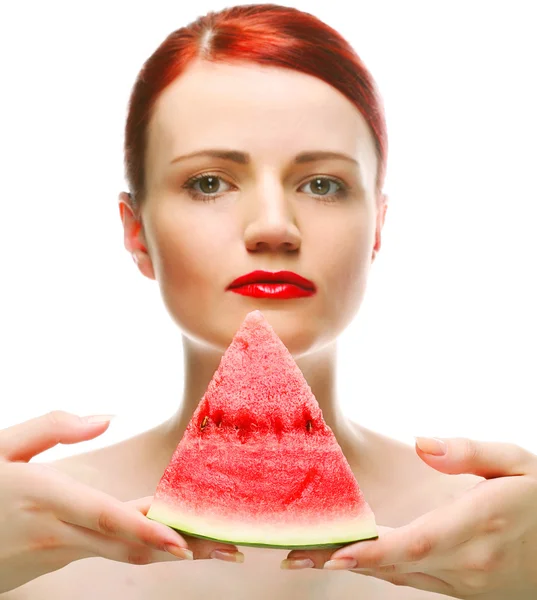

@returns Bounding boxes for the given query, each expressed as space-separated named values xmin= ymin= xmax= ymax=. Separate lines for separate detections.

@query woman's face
xmin=120 ymin=60 xmax=386 ymax=356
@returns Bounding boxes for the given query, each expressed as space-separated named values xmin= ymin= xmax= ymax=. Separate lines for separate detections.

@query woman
xmin=1 ymin=4 xmax=536 ymax=599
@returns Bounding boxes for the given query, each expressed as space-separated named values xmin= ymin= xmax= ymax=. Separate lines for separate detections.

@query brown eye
xmin=197 ymin=175 xmax=221 ymax=194
xmin=300 ymin=176 xmax=348 ymax=202
xmin=311 ymin=178 xmax=331 ymax=195
xmin=182 ymin=173 xmax=233 ymax=202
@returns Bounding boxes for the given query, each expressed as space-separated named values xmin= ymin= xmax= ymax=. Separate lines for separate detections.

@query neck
xmin=158 ymin=336 xmax=361 ymax=464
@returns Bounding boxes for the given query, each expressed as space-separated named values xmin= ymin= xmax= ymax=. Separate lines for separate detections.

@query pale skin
xmin=2 ymin=59 xmax=536 ymax=599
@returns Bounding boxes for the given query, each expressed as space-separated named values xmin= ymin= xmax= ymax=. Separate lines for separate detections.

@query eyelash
xmin=181 ymin=172 xmax=349 ymax=204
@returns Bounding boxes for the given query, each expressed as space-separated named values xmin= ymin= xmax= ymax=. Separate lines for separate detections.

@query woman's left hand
xmin=282 ymin=438 xmax=537 ymax=599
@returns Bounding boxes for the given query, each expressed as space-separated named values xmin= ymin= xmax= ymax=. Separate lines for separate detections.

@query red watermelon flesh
xmin=147 ymin=310 xmax=377 ymax=549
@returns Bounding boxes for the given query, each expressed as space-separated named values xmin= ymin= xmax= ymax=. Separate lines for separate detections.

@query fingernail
xmin=415 ymin=436 xmax=447 ymax=456
xmin=280 ymin=558 xmax=315 ymax=570
xmin=82 ymin=414 xmax=116 ymax=424
xmin=165 ymin=544 xmax=193 ymax=560
xmin=323 ymin=558 xmax=357 ymax=570
xmin=210 ymin=549 xmax=245 ymax=563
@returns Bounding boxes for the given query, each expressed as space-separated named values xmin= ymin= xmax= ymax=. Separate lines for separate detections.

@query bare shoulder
xmin=40 ymin=423 xmax=168 ymax=499
xmin=351 ymin=423 xmax=484 ymax=526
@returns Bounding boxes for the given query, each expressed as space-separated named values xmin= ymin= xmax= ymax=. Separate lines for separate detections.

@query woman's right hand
xmin=0 ymin=411 xmax=195 ymax=594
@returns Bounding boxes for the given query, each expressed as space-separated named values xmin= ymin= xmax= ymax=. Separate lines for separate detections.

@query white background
xmin=0 ymin=1 xmax=535 ymax=462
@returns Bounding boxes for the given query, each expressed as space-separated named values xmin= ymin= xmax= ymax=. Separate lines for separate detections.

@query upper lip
xmin=227 ymin=270 xmax=316 ymax=291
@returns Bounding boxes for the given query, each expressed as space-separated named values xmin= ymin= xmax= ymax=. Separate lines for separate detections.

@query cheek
xmin=313 ymin=213 xmax=373 ymax=291
xmin=148 ymin=203 xmax=236 ymax=286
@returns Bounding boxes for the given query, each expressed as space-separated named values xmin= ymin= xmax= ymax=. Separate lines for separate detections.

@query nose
xmin=243 ymin=182 xmax=301 ymax=253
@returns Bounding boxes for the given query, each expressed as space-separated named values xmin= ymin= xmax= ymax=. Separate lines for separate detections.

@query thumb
xmin=414 ymin=436 xmax=535 ymax=479
xmin=0 ymin=410 xmax=114 ymax=463
xmin=126 ymin=495 xmax=154 ymax=516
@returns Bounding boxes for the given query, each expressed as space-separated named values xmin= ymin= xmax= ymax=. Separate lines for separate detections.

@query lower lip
xmin=229 ymin=283 xmax=315 ymax=299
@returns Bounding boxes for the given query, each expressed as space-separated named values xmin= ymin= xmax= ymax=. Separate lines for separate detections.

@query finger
xmin=351 ymin=569 xmax=456 ymax=596
xmin=416 ymin=437 xmax=536 ymax=478
xmin=282 ymin=527 xmax=394 ymax=570
xmin=180 ymin=534 xmax=243 ymax=561
xmin=0 ymin=411 xmax=113 ymax=462
xmin=330 ymin=475 xmax=530 ymax=570
xmin=24 ymin=466 xmax=190 ymax=552
xmin=282 ymin=547 xmax=332 ymax=569
xmin=328 ymin=491 xmax=489 ymax=568
xmin=126 ymin=497 xmax=241 ymax=561
xmin=125 ymin=496 xmax=154 ymax=516
xmin=59 ymin=520 xmax=192 ymax=564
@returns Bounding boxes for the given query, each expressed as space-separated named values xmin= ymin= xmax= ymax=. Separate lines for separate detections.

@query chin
xmin=172 ymin=297 xmax=344 ymax=358
xmin=220 ymin=302 xmax=337 ymax=358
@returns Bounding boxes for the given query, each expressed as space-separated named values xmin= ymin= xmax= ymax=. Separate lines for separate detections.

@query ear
xmin=118 ymin=192 xmax=156 ymax=280
xmin=372 ymin=193 xmax=388 ymax=260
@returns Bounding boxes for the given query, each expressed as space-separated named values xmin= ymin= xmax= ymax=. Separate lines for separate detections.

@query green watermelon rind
xmin=147 ymin=499 xmax=378 ymax=549
xmin=148 ymin=517 xmax=379 ymax=549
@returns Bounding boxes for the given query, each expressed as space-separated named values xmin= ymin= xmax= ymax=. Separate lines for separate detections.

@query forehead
xmin=146 ymin=60 xmax=377 ymax=183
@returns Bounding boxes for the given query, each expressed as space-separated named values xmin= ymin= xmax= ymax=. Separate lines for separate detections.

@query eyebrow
xmin=169 ymin=149 xmax=359 ymax=167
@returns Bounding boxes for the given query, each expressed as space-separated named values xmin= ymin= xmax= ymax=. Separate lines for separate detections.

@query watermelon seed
xmin=306 ymin=420 xmax=312 ymax=432
xmin=201 ymin=416 xmax=209 ymax=430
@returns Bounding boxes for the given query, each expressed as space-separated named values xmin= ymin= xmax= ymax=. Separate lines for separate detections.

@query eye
xmin=299 ymin=177 xmax=347 ymax=202
xmin=182 ymin=173 xmax=233 ymax=202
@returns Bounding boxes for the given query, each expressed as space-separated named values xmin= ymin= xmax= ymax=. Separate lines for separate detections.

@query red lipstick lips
xmin=227 ymin=270 xmax=316 ymax=299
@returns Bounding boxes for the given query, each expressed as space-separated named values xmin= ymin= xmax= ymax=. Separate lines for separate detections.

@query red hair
xmin=123 ymin=3 xmax=388 ymax=212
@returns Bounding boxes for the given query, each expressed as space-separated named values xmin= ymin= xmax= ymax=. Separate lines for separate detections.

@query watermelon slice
xmin=147 ymin=310 xmax=377 ymax=549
